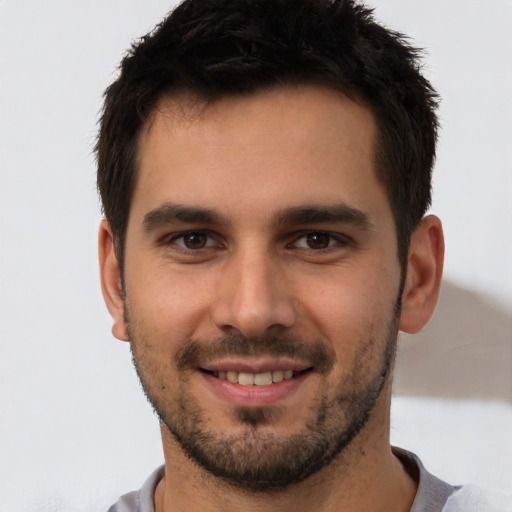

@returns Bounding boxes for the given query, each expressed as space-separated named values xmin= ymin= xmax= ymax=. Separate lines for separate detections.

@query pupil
xmin=307 ymin=233 xmax=329 ymax=249
xmin=185 ymin=233 xmax=206 ymax=249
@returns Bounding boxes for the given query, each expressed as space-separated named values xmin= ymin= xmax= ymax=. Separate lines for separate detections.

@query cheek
xmin=125 ymin=259 xmax=218 ymax=343
xmin=296 ymin=262 xmax=399 ymax=351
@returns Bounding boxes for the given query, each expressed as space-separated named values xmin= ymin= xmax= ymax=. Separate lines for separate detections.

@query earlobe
xmin=399 ymin=215 xmax=444 ymax=334
xmin=98 ymin=219 xmax=129 ymax=341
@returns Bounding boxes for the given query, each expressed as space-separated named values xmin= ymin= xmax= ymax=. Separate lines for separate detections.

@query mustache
xmin=175 ymin=334 xmax=336 ymax=374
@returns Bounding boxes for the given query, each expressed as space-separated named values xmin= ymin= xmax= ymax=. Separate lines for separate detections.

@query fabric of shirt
xmin=107 ymin=448 xmax=512 ymax=512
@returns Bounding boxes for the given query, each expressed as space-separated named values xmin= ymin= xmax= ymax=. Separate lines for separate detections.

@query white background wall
xmin=0 ymin=1 xmax=510 ymax=510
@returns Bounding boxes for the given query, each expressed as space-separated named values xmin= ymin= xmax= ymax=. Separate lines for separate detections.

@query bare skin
xmin=100 ymin=85 xmax=444 ymax=512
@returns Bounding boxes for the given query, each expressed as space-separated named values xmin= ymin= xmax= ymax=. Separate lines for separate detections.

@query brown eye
xmin=293 ymin=232 xmax=336 ymax=250
xmin=184 ymin=233 xmax=207 ymax=249
xmin=305 ymin=232 xmax=331 ymax=249
xmin=177 ymin=232 xmax=210 ymax=249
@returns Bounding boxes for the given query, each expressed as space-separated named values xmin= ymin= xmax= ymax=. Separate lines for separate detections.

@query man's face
xmin=120 ymin=86 xmax=403 ymax=489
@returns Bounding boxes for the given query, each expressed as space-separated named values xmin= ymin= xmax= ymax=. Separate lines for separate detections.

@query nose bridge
xmin=211 ymin=240 xmax=296 ymax=337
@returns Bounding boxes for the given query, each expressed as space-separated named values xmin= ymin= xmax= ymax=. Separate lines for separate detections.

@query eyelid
xmin=289 ymin=230 xmax=353 ymax=250
xmin=162 ymin=229 xmax=222 ymax=252
xmin=160 ymin=229 xmax=353 ymax=254
xmin=173 ymin=231 xmax=216 ymax=248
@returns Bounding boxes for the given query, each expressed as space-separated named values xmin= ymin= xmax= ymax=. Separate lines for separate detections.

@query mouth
xmin=201 ymin=368 xmax=312 ymax=386
xmin=197 ymin=358 xmax=315 ymax=407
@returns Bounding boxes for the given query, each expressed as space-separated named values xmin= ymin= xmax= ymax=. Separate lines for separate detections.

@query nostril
xmin=210 ymin=275 xmax=297 ymax=337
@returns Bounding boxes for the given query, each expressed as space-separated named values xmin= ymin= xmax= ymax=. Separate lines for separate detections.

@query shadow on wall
xmin=394 ymin=280 xmax=512 ymax=403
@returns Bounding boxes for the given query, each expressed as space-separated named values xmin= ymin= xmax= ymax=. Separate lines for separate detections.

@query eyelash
xmin=163 ymin=230 xmax=352 ymax=255
xmin=289 ymin=231 xmax=352 ymax=252
xmin=165 ymin=231 xmax=221 ymax=253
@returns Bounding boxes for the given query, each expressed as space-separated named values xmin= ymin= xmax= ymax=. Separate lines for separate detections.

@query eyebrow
xmin=142 ymin=202 xmax=374 ymax=232
xmin=276 ymin=205 xmax=374 ymax=230
xmin=143 ymin=203 xmax=227 ymax=231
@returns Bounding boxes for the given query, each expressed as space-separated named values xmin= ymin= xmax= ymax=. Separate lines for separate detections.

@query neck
xmin=155 ymin=390 xmax=417 ymax=512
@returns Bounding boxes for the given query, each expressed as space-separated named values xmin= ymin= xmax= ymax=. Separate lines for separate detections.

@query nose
xmin=211 ymin=247 xmax=297 ymax=338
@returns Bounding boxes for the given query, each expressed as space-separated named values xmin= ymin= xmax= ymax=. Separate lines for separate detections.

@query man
xmin=96 ymin=1 xmax=510 ymax=511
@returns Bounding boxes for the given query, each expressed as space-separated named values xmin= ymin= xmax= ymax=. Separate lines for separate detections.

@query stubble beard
xmin=127 ymin=301 xmax=400 ymax=492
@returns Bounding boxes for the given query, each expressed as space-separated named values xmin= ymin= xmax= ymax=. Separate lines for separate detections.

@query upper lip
xmin=199 ymin=357 xmax=312 ymax=374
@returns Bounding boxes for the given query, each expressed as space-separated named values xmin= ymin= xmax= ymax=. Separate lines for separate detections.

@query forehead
xmin=132 ymin=85 xmax=390 ymax=226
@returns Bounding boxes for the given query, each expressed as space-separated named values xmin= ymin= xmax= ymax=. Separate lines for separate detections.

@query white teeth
xmin=254 ymin=371 xmax=272 ymax=386
xmin=214 ymin=370 xmax=296 ymax=385
xmin=272 ymin=370 xmax=284 ymax=383
xmin=238 ymin=372 xmax=255 ymax=385
xmin=226 ymin=371 xmax=238 ymax=383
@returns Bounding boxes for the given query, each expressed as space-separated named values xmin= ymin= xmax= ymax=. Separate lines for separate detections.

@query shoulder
xmin=108 ymin=490 xmax=140 ymax=512
xmin=107 ymin=466 xmax=165 ymax=512
xmin=442 ymin=484 xmax=512 ymax=512
xmin=393 ymin=447 xmax=456 ymax=512
xmin=393 ymin=447 xmax=512 ymax=512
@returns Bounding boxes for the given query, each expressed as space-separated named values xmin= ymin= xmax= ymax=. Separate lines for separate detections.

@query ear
xmin=98 ymin=219 xmax=129 ymax=341
xmin=399 ymin=215 xmax=444 ymax=334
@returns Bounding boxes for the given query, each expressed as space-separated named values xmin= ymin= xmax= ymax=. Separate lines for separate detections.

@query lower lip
xmin=201 ymin=371 xmax=310 ymax=408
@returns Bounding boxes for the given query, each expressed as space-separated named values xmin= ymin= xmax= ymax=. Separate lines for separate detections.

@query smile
xmin=210 ymin=369 xmax=299 ymax=386
xmin=200 ymin=367 xmax=312 ymax=407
